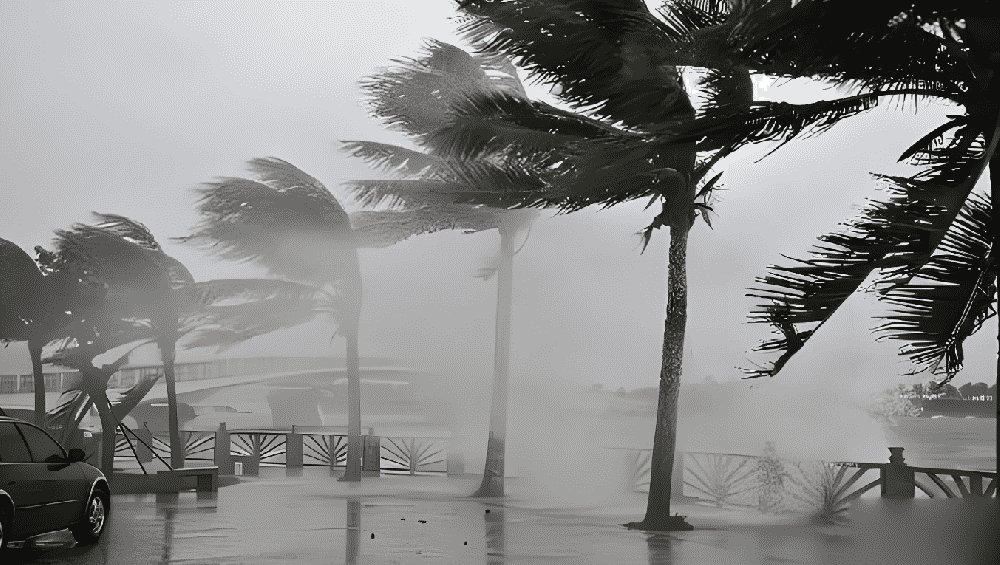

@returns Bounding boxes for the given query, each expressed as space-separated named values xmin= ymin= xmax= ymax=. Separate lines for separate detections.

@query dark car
xmin=0 ymin=416 xmax=110 ymax=551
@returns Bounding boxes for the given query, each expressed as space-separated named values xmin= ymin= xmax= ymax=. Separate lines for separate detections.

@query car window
xmin=16 ymin=423 xmax=67 ymax=463
xmin=0 ymin=422 xmax=32 ymax=463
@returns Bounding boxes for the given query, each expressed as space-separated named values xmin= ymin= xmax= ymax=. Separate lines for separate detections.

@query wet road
xmin=4 ymin=467 xmax=996 ymax=564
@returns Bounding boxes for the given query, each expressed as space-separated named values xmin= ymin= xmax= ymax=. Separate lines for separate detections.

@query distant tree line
xmin=898 ymin=380 xmax=997 ymax=401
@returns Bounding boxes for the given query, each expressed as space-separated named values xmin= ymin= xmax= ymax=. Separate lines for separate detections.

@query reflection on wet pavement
xmin=2 ymin=467 xmax=995 ymax=564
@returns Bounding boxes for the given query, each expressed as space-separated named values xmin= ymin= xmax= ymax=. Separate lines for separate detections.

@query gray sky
xmin=1 ymin=0 xmax=994 ymax=397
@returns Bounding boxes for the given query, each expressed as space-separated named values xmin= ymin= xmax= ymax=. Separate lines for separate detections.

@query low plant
xmin=756 ymin=441 xmax=789 ymax=514
xmin=784 ymin=461 xmax=854 ymax=525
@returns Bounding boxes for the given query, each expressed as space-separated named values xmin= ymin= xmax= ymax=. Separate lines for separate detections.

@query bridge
xmin=0 ymin=356 xmax=438 ymax=429
xmin=0 ymin=356 xmax=415 ymax=398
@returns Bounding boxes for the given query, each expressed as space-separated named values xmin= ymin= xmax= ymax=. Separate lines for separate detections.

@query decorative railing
xmin=107 ymin=423 xmax=996 ymax=505
xmin=614 ymin=446 xmax=996 ymax=514
xmin=110 ymin=423 xmax=451 ymax=477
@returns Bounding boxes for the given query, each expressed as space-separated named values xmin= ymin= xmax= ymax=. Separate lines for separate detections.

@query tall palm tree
xmin=380 ymin=1 xmax=745 ymax=530
xmin=179 ymin=158 xmax=423 ymax=481
xmin=342 ymin=40 xmax=541 ymax=497
xmin=450 ymin=0 xmax=999 ymax=384
xmin=444 ymin=0 xmax=1000 ymax=523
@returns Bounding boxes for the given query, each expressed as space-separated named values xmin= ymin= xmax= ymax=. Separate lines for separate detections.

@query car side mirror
xmin=68 ymin=448 xmax=87 ymax=463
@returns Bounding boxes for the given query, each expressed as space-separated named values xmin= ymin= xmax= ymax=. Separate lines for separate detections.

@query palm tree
xmin=1 ymin=238 xmax=103 ymax=428
xmin=1 ymin=237 xmax=51 ymax=427
xmin=342 ymin=40 xmax=541 ymax=497
xmin=449 ymin=0 xmax=999 ymax=385
xmin=444 ymin=0 xmax=1000 ymax=524
xmin=377 ymin=2 xmax=745 ymax=530
xmin=179 ymin=158 xmax=425 ymax=481
xmin=31 ymin=214 xmax=334 ymax=473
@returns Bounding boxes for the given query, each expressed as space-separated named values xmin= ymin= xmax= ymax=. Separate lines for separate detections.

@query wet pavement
xmin=5 ymin=466 xmax=996 ymax=564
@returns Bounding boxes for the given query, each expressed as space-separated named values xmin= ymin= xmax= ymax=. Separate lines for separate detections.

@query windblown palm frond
xmin=349 ymin=209 xmax=499 ymax=248
xmin=873 ymin=192 xmax=996 ymax=383
xmin=0 ymin=238 xmax=44 ymax=340
xmin=723 ymin=0 xmax=972 ymax=101
xmin=456 ymin=0 xmax=696 ymax=128
xmin=744 ymin=127 xmax=996 ymax=378
xmin=340 ymin=141 xmax=447 ymax=179
xmin=181 ymin=296 xmax=335 ymax=352
xmin=90 ymin=213 xmax=163 ymax=251
xmin=50 ymin=223 xmax=174 ymax=316
xmin=178 ymin=278 xmax=326 ymax=312
xmin=179 ymin=158 xmax=359 ymax=289
xmin=360 ymin=38 xmax=526 ymax=142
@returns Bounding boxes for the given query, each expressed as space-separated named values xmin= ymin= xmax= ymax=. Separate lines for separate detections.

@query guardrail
xmin=612 ymin=446 xmax=997 ymax=510
xmin=110 ymin=423 xmax=454 ymax=477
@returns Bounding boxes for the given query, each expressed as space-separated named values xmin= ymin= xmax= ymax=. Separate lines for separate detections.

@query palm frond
xmin=180 ymin=295 xmax=336 ymax=353
xmin=51 ymin=224 xmax=172 ymax=295
xmin=177 ymin=278 xmax=326 ymax=313
xmin=896 ymin=115 xmax=972 ymax=163
xmin=0 ymin=237 xmax=44 ymax=340
xmin=245 ymin=157 xmax=351 ymax=232
xmin=724 ymin=0 xmax=970 ymax=101
xmin=456 ymin=0 xmax=696 ymax=128
xmin=339 ymin=141 xmax=447 ymax=178
xmin=90 ymin=212 xmax=163 ymax=251
xmin=873 ymin=192 xmax=996 ymax=383
xmin=179 ymin=160 xmax=360 ymax=287
xmin=360 ymin=39 xmax=527 ymax=142
xmin=426 ymin=91 xmax=594 ymax=162
xmin=743 ymin=128 xmax=995 ymax=378
xmin=695 ymin=67 xmax=754 ymax=147
xmin=349 ymin=209 xmax=499 ymax=248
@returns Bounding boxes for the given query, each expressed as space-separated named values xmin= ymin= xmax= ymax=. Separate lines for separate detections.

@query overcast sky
xmin=1 ymin=0 xmax=994 ymax=396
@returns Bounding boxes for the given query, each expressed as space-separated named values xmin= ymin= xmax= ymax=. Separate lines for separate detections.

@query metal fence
xmin=616 ymin=446 xmax=996 ymax=514
xmin=112 ymin=424 xmax=451 ymax=477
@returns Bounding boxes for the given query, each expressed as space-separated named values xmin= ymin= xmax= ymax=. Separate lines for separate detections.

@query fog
xmin=0 ymin=0 xmax=995 ymax=507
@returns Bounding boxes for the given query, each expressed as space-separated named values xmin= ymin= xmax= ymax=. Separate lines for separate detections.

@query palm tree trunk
xmin=161 ymin=338 xmax=183 ymax=469
xmin=991 ymin=154 xmax=998 ymax=463
xmin=627 ymin=222 xmax=694 ymax=532
xmin=28 ymin=340 xmax=45 ymax=428
xmin=473 ymin=225 xmax=515 ymax=498
xmin=81 ymin=370 xmax=117 ymax=475
xmin=341 ymin=322 xmax=363 ymax=481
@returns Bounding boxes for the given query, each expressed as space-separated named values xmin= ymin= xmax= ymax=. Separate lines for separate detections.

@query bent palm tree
xmin=342 ymin=40 xmax=541 ymax=497
xmin=35 ymin=214 xmax=335 ymax=472
xmin=1 ymin=238 xmax=52 ymax=427
xmin=399 ymin=1 xmax=748 ymax=530
xmin=450 ymin=0 xmax=1000 ymax=522
xmin=179 ymin=158 xmax=414 ymax=481
xmin=1 ymin=238 xmax=104 ymax=427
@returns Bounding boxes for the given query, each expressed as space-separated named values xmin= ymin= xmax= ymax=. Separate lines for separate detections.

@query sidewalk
xmin=8 ymin=466 xmax=997 ymax=565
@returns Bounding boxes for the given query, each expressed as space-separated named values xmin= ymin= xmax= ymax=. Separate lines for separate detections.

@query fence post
xmin=362 ymin=434 xmax=381 ymax=476
xmin=671 ymin=451 xmax=685 ymax=499
xmin=135 ymin=427 xmax=153 ymax=463
xmin=286 ymin=429 xmax=303 ymax=467
xmin=446 ymin=434 xmax=465 ymax=476
xmin=881 ymin=447 xmax=915 ymax=498
xmin=408 ymin=439 xmax=418 ymax=475
xmin=622 ymin=450 xmax=639 ymax=494
xmin=328 ymin=435 xmax=339 ymax=468
xmin=214 ymin=423 xmax=232 ymax=475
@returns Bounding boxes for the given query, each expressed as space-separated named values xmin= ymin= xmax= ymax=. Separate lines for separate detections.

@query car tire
xmin=70 ymin=490 xmax=108 ymax=546
xmin=0 ymin=511 xmax=8 ymax=552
